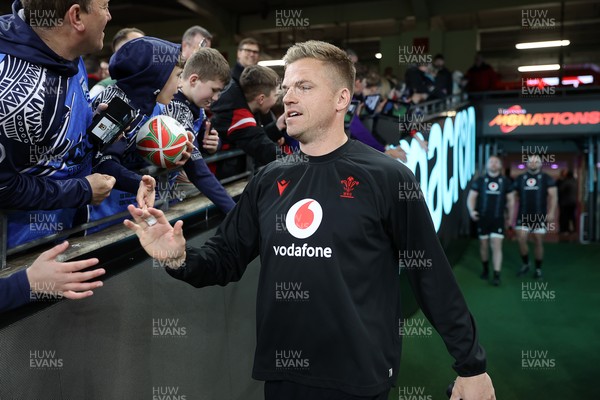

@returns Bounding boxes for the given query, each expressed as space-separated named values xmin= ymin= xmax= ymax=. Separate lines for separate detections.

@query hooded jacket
xmin=91 ymin=36 xmax=181 ymax=192
xmin=87 ymin=37 xmax=190 ymax=234
xmin=0 ymin=1 xmax=79 ymax=76
xmin=0 ymin=0 xmax=94 ymax=249
xmin=110 ymin=36 xmax=181 ymax=116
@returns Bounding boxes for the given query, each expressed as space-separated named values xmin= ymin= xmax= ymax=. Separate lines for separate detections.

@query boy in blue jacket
xmin=161 ymin=47 xmax=236 ymax=213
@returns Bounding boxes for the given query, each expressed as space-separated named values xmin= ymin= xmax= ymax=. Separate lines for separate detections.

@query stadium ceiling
xmin=1 ymin=0 xmax=598 ymax=77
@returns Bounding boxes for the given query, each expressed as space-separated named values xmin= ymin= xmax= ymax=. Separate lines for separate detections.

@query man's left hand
xmin=450 ymin=373 xmax=495 ymax=400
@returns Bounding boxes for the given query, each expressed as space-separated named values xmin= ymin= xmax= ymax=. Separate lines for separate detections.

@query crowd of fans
xmin=0 ymin=0 xmax=499 ymax=310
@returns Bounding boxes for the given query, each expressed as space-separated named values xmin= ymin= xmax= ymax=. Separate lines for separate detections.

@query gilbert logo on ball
xmin=136 ymin=115 xmax=188 ymax=168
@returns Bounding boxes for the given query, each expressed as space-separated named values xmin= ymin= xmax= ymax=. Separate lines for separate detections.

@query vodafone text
xmin=273 ymin=242 xmax=332 ymax=258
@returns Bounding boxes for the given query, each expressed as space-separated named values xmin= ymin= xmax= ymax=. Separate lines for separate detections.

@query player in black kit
xmin=124 ymin=41 xmax=495 ymax=400
xmin=467 ymin=156 xmax=514 ymax=286
xmin=512 ymin=154 xmax=557 ymax=280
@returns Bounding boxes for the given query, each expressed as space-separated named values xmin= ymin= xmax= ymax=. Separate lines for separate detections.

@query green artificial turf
xmin=391 ymin=240 xmax=600 ymax=400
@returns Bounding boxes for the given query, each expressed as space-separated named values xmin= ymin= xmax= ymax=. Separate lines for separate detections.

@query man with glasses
xmin=233 ymin=37 xmax=260 ymax=81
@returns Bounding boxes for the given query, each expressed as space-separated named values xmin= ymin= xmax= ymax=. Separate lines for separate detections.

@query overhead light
xmin=258 ymin=60 xmax=285 ymax=67
xmin=518 ymin=64 xmax=560 ymax=72
xmin=375 ymin=53 xmax=382 ymax=59
xmin=527 ymin=75 xmax=594 ymax=88
xmin=516 ymin=40 xmax=570 ymax=50
xmin=562 ymin=75 xmax=594 ymax=87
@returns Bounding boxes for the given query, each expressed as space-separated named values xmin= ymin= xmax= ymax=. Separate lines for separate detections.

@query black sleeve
xmin=165 ymin=173 xmax=261 ymax=287
xmin=390 ymin=165 xmax=486 ymax=377
xmin=226 ymin=125 xmax=277 ymax=165
xmin=504 ymin=177 xmax=515 ymax=193
xmin=510 ymin=177 xmax=520 ymax=193
xmin=211 ymin=110 xmax=277 ymax=165
xmin=263 ymin=120 xmax=285 ymax=143
xmin=469 ymin=177 xmax=481 ymax=192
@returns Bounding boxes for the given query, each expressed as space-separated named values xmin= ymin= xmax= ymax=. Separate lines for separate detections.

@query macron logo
xmin=278 ymin=179 xmax=290 ymax=196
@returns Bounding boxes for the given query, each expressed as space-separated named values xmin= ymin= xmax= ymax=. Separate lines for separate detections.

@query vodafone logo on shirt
xmin=525 ymin=177 xmax=539 ymax=190
xmin=273 ymin=198 xmax=332 ymax=258
xmin=285 ymin=199 xmax=323 ymax=239
xmin=485 ymin=181 xmax=500 ymax=195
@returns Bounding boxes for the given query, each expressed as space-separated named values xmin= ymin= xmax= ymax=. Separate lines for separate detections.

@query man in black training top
xmin=125 ymin=40 xmax=496 ymax=400
xmin=467 ymin=156 xmax=514 ymax=286
xmin=512 ymin=154 xmax=557 ymax=280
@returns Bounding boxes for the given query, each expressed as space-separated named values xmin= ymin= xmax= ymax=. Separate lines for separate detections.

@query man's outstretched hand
xmin=124 ymin=205 xmax=187 ymax=268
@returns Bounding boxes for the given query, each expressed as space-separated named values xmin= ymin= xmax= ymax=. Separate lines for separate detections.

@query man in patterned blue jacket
xmin=0 ymin=0 xmax=114 ymax=312
xmin=0 ymin=0 xmax=115 ymax=249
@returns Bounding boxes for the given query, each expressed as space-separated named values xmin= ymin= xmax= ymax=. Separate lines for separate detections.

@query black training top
xmin=512 ymin=171 xmax=556 ymax=216
xmin=470 ymin=174 xmax=513 ymax=219
xmin=167 ymin=139 xmax=486 ymax=396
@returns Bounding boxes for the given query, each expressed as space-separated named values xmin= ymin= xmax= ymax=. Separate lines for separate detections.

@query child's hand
xmin=136 ymin=175 xmax=156 ymax=210
xmin=173 ymin=132 xmax=194 ymax=168
xmin=202 ymin=121 xmax=219 ymax=154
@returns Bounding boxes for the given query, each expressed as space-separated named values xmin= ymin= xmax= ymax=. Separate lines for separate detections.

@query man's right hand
xmin=124 ymin=205 xmax=187 ymax=269
xmin=85 ymin=173 xmax=116 ymax=205
xmin=469 ymin=210 xmax=479 ymax=221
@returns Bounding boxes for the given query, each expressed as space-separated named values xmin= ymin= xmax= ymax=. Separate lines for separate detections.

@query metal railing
xmin=410 ymin=93 xmax=470 ymax=121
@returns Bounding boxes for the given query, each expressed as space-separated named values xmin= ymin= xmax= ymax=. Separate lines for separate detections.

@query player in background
xmin=467 ymin=156 xmax=515 ymax=286
xmin=512 ymin=154 xmax=558 ymax=280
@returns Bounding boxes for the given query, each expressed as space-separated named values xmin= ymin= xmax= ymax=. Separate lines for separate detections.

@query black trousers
xmin=264 ymin=380 xmax=390 ymax=400
xmin=559 ymin=205 xmax=576 ymax=233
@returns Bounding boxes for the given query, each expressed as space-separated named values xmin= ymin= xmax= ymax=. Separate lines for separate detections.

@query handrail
xmin=411 ymin=93 xmax=470 ymax=120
